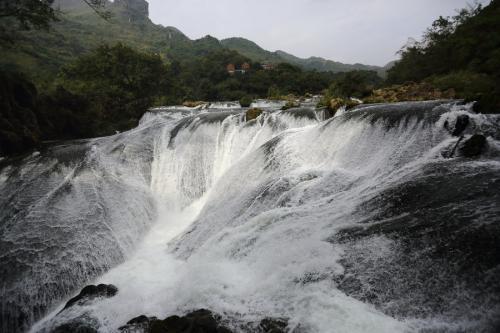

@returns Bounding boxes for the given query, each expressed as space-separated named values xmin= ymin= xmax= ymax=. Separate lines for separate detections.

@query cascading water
xmin=1 ymin=100 xmax=499 ymax=333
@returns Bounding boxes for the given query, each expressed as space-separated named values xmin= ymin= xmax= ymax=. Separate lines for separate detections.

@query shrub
xmin=239 ymin=95 xmax=253 ymax=107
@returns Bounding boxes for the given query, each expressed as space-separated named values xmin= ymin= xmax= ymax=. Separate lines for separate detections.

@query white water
xmin=9 ymin=101 xmax=499 ymax=332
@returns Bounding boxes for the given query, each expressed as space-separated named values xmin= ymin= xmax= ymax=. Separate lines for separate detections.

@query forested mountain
xmin=221 ymin=37 xmax=385 ymax=74
xmin=0 ymin=0 xmax=382 ymax=86
xmin=1 ymin=0 xmax=230 ymax=85
xmin=1 ymin=0 xmax=348 ymax=156
xmin=275 ymin=50 xmax=386 ymax=76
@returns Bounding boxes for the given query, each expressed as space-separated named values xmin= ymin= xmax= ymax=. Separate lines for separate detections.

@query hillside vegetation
xmin=1 ymin=0 xmax=382 ymax=87
xmin=221 ymin=37 xmax=385 ymax=75
xmin=387 ymin=0 xmax=500 ymax=113
xmin=2 ymin=0 xmax=498 ymax=157
xmin=1 ymin=0 xmax=356 ymax=156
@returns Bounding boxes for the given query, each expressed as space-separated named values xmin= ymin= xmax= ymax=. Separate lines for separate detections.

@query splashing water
xmin=1 ymin=101 xmax=499 ymax=333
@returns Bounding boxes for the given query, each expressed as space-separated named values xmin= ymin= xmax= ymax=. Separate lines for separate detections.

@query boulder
xmin=259 ymin=318 xmax=288 ymax=333
xmin=52 ymin=322 xmax=98 ymax=333
xmin=459 ymin=134 xmax=487 ymax=157
xmin=281 ymin=101 xmax=300 ymax=110
xmin=63 ymin=284 xmax=118 ymax=310
xmin=119 ymin=315 xmax=156 ymax=332
xmin=451 ymin=115 xmax=470 ymax=136
xmin=329 ymin=98 xmax=360 ymax=111
xmin=120 ymin=309 xmax=232 ymax=333
xmin=182 ymin=101 xmax=207 ymax=108
xmin=246 ymin=108 xmax=263 ymax=121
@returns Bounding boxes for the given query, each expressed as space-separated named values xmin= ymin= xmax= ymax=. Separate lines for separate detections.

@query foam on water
xmin=2 ymin=101 xmax=499 ymax=333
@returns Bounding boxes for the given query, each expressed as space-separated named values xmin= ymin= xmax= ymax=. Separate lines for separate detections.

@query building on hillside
xmin=261 ymin=63 xmax=274 ymax=70
xmin=226 ymin=63 xmax=236 ymax=75
xmin=227 ymin=63 xmax=251 ymax=75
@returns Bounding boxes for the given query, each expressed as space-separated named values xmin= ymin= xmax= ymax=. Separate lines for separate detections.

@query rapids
xmin=1 ymin=100 xmax=499 ymax=333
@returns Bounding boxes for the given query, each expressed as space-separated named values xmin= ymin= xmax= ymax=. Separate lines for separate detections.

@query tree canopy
xmin=0 ymin=0 xmax=109 ymax=43
xmin=387 ymin=0 xmax=500 ymax=112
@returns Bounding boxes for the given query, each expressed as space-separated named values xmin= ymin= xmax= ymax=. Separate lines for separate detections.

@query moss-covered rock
xmin=364 ymin=82 xmax=456 ymax=104
xmin=246 ymin=108 xmax=263 ymax=121
xmin=328 ymin=97 xmax=360 ymax=111
xmin=281 ymin=101 xmax=300 ymax=110
xmin=182 ymin=101 xmax=207 ymax=108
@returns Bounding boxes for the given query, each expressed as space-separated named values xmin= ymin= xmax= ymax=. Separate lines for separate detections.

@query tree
xmin=0 ymin=0 xmax=58 ymax=30
xmin=59 ymin=43 xmax=171 ymax=131
xmin=328 ymin=71 xmax=383 ymax=98
xmin=0 ymin=0 xmax=110 ymax=43
xmin=386 ymin=0 xmax=500 ymax=113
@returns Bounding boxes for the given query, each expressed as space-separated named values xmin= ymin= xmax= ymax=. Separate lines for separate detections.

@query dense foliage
xmin=5 ymin=0 xmax=498 ymax=157
xmin=59 ymin=43 xmax=171 ymax=132
xmin=170 ymin=51 xmax=337 ymax=102
xmin=0 ymin=41 xmax=346 ymax=156
xmin=0 ymin=44 xmax=171 ymax=155
xmin=0 ymin=70 xmax=41 ymax=155
xmin=0 ymin=0 xmax=109 ymax=41
xmin=326 ymin=70 xmax=383 ymax=99
xmin=387 ymin=0 xmax=500 ymax=113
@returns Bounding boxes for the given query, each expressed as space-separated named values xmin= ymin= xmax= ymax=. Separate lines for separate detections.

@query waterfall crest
xmin=1 ymin=101 xmax=499 ymax=332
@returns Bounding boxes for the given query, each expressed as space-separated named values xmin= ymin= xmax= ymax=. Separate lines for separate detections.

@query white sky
xmin=147 ymin=0 xmax=490 ymax=66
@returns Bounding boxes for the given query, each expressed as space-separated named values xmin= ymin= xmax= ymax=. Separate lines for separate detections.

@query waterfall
xmin=1 ymin=101 xmax=499 ymax=333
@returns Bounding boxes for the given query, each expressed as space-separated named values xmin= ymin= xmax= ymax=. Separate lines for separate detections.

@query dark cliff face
xmin=54 ymin=0 xmax=149 ymax=21
xmin=114 ymin=0 xmax=149 ymax=22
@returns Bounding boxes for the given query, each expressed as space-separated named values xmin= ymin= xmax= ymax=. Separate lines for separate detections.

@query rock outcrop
xmin=119 ymin=309 xmax=232 ymax=333
xmin=459 ymin=134 xmax=487 ymax=157
xmin=246 ymin=108 xmax=263 ymax=121
xmin=258 ymin=318 xmax=288 ymax=333
xmin=62 ymin=284 xmax=118 ymax=310
xmin=451 ymin=114 xmax=470 ymax=136
xmin=364 ymin=82 xmax=455 ymax=103
xmin=114 ymin=0 xmax=149 ymax=22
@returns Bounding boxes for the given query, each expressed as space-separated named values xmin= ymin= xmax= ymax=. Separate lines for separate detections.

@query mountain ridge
xmin=1 ymin=0 xmax=388 ymax=85
xmin=220 ymin=37 xmax=386 ymax=75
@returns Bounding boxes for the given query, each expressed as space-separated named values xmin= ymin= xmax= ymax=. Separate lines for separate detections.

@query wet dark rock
xmin=281 ymin=107 xmax=317 ymax=120
xmin=459 ymin=134 xmax=487 ymax=157
xmin=119 ymin=315 xmax=157 ymax=332
xmin=259 ymin=317 xmax=288 ymax=333
xmin=63 ymin=284 xmax=118 ymax=310
xmin=328 ymin=161 xmax=500 ymax=328
xmin=441 ymin=135 xmax=464 ymax=158
xmin=52 ymin=323 xmax=98 ymax=333
xmin=120 ymin=309 xmax=232 ymax=333
xmin=51 ymin=317 xmax=99 ymax=333
xmin=451 ymin=114 xmax=470 ymax=136
xmin=128 ymin=315 xmax=154 ymax=325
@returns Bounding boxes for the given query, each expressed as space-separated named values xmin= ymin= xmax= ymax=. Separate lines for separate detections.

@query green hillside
xmin=1 ymin=0 xmax=384 ymax=87
xmin=221 ymin=37 xmax=283 ymax=63
xmin=275 ymin=50 xmax=385 ymax=76
xmin=1 ymin=0 xmax=226 ymax=85
xmin=221 ymin=37 xmax=384 ymax=74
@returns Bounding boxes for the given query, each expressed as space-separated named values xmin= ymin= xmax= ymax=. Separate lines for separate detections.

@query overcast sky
xmin=147 ymin=0 xmax=489 ymax=66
